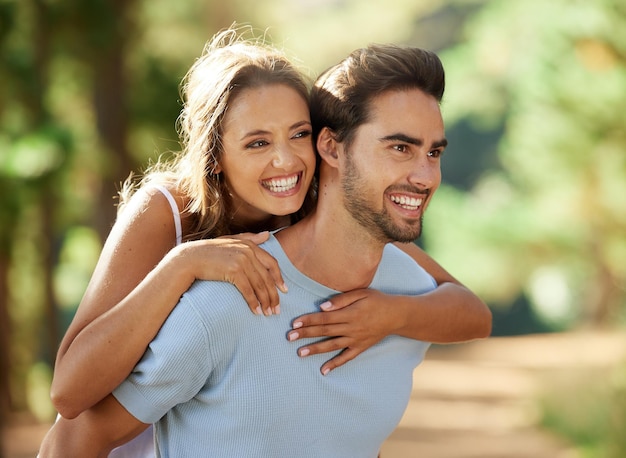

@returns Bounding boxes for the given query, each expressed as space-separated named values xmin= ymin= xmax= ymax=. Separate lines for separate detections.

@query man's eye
xmin=428 ymin=149 xmax=443 ymax=158
xmin=393 ymin=144 xmax=408 ymax=153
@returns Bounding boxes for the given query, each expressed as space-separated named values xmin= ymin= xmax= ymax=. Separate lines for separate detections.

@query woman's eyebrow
xmin=240 ymin=120 xmax=312 ymax=141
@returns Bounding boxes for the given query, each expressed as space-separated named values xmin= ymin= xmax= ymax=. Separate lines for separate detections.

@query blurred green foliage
xmin=426 ymin=0 xmax=626 ymax=333
xmin=0 ymin=1 xmax=624 ymax=453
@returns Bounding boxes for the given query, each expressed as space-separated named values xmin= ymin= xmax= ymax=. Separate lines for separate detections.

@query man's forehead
xmin=363 ymin=89 xmax=445 ymax=138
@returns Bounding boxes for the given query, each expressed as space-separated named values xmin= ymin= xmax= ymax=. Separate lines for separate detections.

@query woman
xmin=49 ymin=26 xmax=490 ymax=457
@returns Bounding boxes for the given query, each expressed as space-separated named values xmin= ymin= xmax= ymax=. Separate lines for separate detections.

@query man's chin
xmin=383 ymin=225 xmax=422 ymax=244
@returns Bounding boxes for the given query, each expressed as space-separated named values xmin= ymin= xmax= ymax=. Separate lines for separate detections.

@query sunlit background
xmin=1 ymin=0 xmax=625 ymax=456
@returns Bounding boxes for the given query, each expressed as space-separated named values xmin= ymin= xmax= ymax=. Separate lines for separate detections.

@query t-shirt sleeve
xmin=112 ymin=292 xmax=213 ymax=424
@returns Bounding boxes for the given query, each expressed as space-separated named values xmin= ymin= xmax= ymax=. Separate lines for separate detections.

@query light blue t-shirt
xmin=113 ymin=233 xmax=435 ymax=457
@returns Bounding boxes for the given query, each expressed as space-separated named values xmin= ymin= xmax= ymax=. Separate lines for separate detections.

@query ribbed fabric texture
xmin=113 ymin=234 xmax=435 ymax=457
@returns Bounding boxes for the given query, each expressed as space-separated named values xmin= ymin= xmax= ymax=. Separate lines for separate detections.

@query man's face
xmin=340 ymin=88 xmax=446 ymax=243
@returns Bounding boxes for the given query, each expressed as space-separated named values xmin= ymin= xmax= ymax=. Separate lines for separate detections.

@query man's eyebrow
xmin=380 ymin=134 xmax=448 ymax=149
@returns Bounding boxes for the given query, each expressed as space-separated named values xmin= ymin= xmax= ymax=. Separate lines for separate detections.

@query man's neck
xmin=276 ymin=208 xmax=386 ymax=292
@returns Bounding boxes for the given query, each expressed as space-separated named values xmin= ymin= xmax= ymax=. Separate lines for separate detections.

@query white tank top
xmin=154 ymin=184 xmax=183 ymax=246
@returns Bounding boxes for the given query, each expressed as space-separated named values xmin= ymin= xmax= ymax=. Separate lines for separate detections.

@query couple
xmin=40 ymin=26 xmax=491 ymax=457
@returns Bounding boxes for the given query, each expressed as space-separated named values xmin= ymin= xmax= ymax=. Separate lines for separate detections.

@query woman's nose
xmin=272 ymin=145 xmax=297 ymax=169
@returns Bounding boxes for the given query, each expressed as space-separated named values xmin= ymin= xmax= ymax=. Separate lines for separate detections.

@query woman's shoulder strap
xmin=153 ymin=184 xmax=183 ymax=246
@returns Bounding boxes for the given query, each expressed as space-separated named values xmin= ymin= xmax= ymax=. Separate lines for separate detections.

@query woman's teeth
xmin=263 ymin=175 xmax=298 ymax=192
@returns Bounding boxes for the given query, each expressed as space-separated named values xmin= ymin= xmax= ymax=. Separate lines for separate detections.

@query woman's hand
xmin=179 ymin=231 xmax=286 ymax=316
xmin=286 ymin=289 xmax=399 ymax=375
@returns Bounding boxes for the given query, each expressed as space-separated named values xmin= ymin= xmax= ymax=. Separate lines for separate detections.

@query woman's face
xmin=218 ymin=84 xmax=316 ymax=226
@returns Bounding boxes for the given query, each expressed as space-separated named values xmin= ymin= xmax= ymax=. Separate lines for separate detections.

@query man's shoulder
xmin=374 ymin=244 xmax=436 ymax=294
xmin=186 ymin=278 xmax=243 ymax=296
xmin=179 ymin=280 xmax=251 ymax=322
xmin=381 ymin=243 xmax=422 ymax=266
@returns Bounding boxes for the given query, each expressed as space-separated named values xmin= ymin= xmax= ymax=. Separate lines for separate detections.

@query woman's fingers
xmin=227 ymin=231 xmax=270 ymax=244
xmin=221 ymin=241 xmax=280 ymax=315
xmin=286 ymin=289 xmax=391 ymax=373
xmin=191 ymin=236 xmax=281 ymax=315
xmin=252 ymin=248 xmax=288 ymax=294
xmin=316 ymin=289 xmax=370 ymax=311
xmin=229 ymin=232 xmax=287 ymax=294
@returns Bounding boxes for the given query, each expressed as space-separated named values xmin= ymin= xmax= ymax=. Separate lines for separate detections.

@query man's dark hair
xmin=310 ymin=44 xmax=445 ymax=149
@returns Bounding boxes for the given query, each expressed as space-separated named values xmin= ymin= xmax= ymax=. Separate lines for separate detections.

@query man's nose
xmin=408 ymin=156 xmax=440 ymax=190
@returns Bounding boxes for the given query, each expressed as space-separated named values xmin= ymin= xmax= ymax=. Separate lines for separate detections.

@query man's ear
xmin=316 ymin=127 xmax=339 ymax=167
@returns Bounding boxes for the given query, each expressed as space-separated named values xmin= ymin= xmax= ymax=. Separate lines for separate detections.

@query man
xmin=41 ymin=44 xmax=458 ymax=457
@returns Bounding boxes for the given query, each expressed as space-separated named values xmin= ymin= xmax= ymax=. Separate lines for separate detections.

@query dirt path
xmin=382 ymin=331 xmax=626 ymax=457
xmin=4 ymin=331 xmax=625 ymax=457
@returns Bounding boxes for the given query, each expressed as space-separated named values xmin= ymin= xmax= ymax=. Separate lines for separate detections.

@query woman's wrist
xmin=160 ymin=243 xmax=197 ymax=291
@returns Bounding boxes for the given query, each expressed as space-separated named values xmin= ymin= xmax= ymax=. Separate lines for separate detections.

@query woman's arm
xmin=39 ymin=394 xmax=148 ymax=457
xmin=392 ymin=241 xmax=492 ymax=341
xmin=286 ymin=242 xmax=492 ymax=375
xmin=51 ymin=187 xmax=283 ymax=418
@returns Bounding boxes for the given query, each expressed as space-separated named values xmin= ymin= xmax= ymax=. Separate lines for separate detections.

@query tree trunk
xmin=91 ymin=0 xmax=137 ymax=240
xmin=0 ymin=258 xmax=10 ymax=458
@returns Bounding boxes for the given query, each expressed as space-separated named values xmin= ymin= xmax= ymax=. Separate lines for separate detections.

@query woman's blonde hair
xmin=119 ymin=25 xmax=315 ymax=240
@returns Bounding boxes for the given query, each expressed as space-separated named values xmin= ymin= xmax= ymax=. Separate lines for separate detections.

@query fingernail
xmin=320 ymin=301 xmax=332 ymax=311
xmin=255 ymin=306 xmax=262 ymax=315
xmin=288 ymin=331 xmax=299 ymax=341
xmin=292 ymin=321 xmax=302 ymax=329
xmin=274 ymin=305 xmax=280 ymax=315
xmin=322 ymin=367 xmax=330 ymax=376
xmin=299 ymin=348 xmax=310 ymax=357
xmin=265 ymin=307 xmax=272 ymax=316
xmin=280 ymin=282 xmax=288 ymax=293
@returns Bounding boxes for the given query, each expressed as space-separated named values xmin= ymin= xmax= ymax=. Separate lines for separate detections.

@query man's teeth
xmin=390 ymin=195 xmax=423 ymax=209
xmin=263 ymin=175 xmax=298 ymax=192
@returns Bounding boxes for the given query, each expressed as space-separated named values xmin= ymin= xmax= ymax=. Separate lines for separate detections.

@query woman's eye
xmin=293 ymin=129 xmax=312 ymax=139
xmin=247 ymin=140 xmax=269 ymax=149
